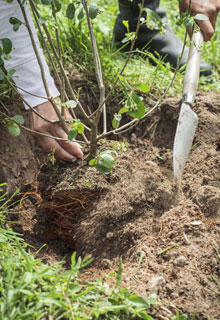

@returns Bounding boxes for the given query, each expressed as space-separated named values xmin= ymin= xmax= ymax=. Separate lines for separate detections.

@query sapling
xmin=0 ymin=0 xmax=191 ymax=173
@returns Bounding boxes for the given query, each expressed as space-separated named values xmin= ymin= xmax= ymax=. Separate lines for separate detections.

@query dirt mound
xmin=1 ymin=91 xmax=220 ymax=319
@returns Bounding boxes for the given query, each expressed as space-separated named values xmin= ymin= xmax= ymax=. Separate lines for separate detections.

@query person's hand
xmin=179 ymin=0 xmax=220 ymax=41
xmin=30 ymin=101 xmax=83 ymax=161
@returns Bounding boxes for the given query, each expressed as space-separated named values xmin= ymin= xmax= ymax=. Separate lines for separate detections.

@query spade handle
xmin=183 ymin=30 xmax=204 ymax=105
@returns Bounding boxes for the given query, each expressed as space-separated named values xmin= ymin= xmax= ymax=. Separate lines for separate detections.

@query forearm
xmin=0 ymin=0 xmax=59 ymax=109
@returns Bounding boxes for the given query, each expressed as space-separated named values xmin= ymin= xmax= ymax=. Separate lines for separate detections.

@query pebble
xmin=207 ymin=148 xmax=217 ymax=157
xmin=147 ymin=276 xmax=165 ymax=294
xmin=174 ymin=255 xmax=187 ymax=267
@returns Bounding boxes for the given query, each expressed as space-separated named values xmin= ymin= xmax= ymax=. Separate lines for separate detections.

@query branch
xmin=82 ymin=0 xmax=106 ymax=133
xmin=0 ymin=110 xmax=88 ymax=145
xmin=89 ymin=0 xmax=145 ymax=119
xmin=98 ymin=28 xmax=189 ymax=139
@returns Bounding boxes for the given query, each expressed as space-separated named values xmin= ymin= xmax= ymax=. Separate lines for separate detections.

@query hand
xmin=179 ymin=0 xmax=220 ymax=41
xmin=30 ymin=101 xmax=84 ymax=161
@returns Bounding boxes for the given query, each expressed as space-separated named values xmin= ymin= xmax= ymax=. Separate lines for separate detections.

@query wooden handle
xmin=183 ymin=30 xmax=204 ymax=99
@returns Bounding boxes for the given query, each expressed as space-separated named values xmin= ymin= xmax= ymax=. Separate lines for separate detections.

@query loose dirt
xmin=1 ymin=90 xmax=220 ymax=319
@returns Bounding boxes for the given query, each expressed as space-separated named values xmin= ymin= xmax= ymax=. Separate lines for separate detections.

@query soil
xmin=1 ymin=90 xmax=220 ymax=319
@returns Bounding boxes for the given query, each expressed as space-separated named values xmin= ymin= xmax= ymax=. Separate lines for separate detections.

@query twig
xmin=0 ymin=110 xmax=88 ymax=144
xmin=98 ymin=28 xmax=189 ymax=139
xmin=89 ymin=0 xmax=145 ymax=119
xmin=82 ymin=0 xmax=107 ymax=136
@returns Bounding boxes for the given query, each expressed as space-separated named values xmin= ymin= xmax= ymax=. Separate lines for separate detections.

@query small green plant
xmin=89 ymin=149 xmax=118 ymax=174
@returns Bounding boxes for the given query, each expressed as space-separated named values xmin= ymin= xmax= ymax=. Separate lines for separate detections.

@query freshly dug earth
xmin=1 ymin=91 xmax=220 ymax=319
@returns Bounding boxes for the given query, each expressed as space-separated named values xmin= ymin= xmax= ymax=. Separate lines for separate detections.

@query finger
xmin=34 ymin=133 xmax=77 ymax=162
xmin=49 ymin=124 xmax=84 ymax=159
xmin=195 ymin=19 xmax=214 ymax=41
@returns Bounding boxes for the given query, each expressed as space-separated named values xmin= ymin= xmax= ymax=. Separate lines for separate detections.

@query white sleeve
xmin=0 ymin=0 xmax=60 ymax=109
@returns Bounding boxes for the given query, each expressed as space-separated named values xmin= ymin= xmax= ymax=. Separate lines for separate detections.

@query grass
xmin=0 ymin=185 xmax=196 ymax=320
xmin=0 ymin=185 xmax=163 ymax=320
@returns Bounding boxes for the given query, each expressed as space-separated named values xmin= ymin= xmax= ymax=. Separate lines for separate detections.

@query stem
xmin=90 ymin=0 xmax=145 ymax=120
xmin=82 ymin=0 xmax=106 ymax=134
xmin=0 ymin=110 xmax=88 ymax=144
xmin=29 ymin=0 xmax=91 ymax=124
xmin=17 ymin=0 xmax=69 ymax=134
xmin=98 ymin=29 xmax=188 ymax=140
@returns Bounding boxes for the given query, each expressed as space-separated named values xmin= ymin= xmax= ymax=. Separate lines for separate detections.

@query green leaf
xmin=78 ymin=9 xmax=84 ymax=20
xmin=98 ymin=154 xmax=114 ymax=169
xmin=126 ymin=295 xmax=150 ymax=308
xmin=116 ymin=258 xmax=122 ymax=287
xmin=68 ymin=128 xmax=77 ymax=141
xmin=0 ymin=234 xmax=7 ymax=243
xmin=119 ymin=107 xmax=128 ymax=114
xmin=7 ymin=68 xmax=16 ymax=79
xmin=134 ymin=83 xmax=150 ymax=93
xmin=9 ymin=17 xmax=22 ymax=32
xmin=66 ymin=3 xmax=75 ymax=20
xmin=77 ymin=122 xmax=84 ymax=134
xmin=99 ymin=150 xmax=118 ymax=157
xmin=143 ymin=8 xmax=163 ymax=31
xmin=0 ymin=71 xmax=5 ymax=81
xmin=38 ymin=17 xmax=47 ymax=24
xmin=112 ymin=113 xmax=122 ymax=129
xmin=96 ymin=162 xmax=111 ymax=174
xmin=62 ymin=100 xmax=77 ymax=108
xmin=7 ymin=121 xmax=20 ymax=137
xmin=89 ymin=159 xmax=97 ymax=166
xmin=128 ymin=93 xmax=145 ymax=119
xmin=6 ymin=0 xmax=14 ymax=3
xmin=11 ymin=115 xmax=24 ymax=125
xmin=41 ymin=0 xmax=52 ymax=5
xmin=1 ymin=38 xmax=12 ymax=54
xmin=193 ymin=14 xmax=208 ymax=21
xmin=54 ymin=0 xmax=61 ymax=12
xmin=122 ymin=20 xmax=129 ymax=31
xmin=89 ymin=3 xmax=99 ymax=19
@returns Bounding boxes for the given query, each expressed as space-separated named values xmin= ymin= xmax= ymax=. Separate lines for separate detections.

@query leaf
xmin=66 ymin=3 xmax=75 ymax=20
xmin=77 ymin=122 xmax=84 ymax=134
xmin=9 ymin=17 xmax=22 ymax=31
xmin=193 ymin=14 xmax=208 ymax=21
xmin=1 ymin=38 xmax=12 ymax=54
xmin=54 ymin=0 xmax=61 ymax=12
xmin=128 ymin=93 xmax=145 ymax=119
xmin=99 ymin=149 xmax=118 ymax=157
xmin=77 ymin=9 xmax=84 ymax=20
xmin=98 ymin=154 xmax=114 ymax=169
xmin=116 ymin=258 xmax=122 ymax=287
xmin=7 ymin=121 xmax=20 ymax=137
xmin=119 ymin=107 xmax=128 ymax=114
xmin=96 ymin=162 xmax=111 ymax=174
xmin=41 ymin=0 xmax=52 ymax=5
xmin=0 ymin=234 xmax=7 ymax=243
xmin=134 ymin=83 xmax=150 ymax=93
xmin=11 ymin=115 xmax=24 ymax=125
xmin=89 ymin=159 xmax=97 ymax=166
xmin=122 ymin=20 xmax=129 ymax=31
xmin=112 ymin=113 xmax=122 ymax=129
xmin=7 ymin=68 xmax=16 ymax=79
xmin=38 ymin=17 xmax=47 ymax=24
xmin=0 ymin=71 xmax=5 ymax=81
xmin=126 ymin=294 xmax=150 ymax=308
xmin=6 ymin=0 xmax=14 ymax=3
xmin=89 ymin=3 xmax=99 ymax=19
xmin=62 ymin=100 xmax=77 ymax=108
xmin=68 ymin=128 xmax=77 ymax=141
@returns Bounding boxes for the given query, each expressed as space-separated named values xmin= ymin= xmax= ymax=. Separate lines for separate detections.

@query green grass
xmin=0 ymin=185 xmax=164 ymax=320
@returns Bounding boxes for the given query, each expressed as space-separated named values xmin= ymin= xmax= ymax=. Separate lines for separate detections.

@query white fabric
xmin=0 ymin=0 xmax=59 ymax=109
